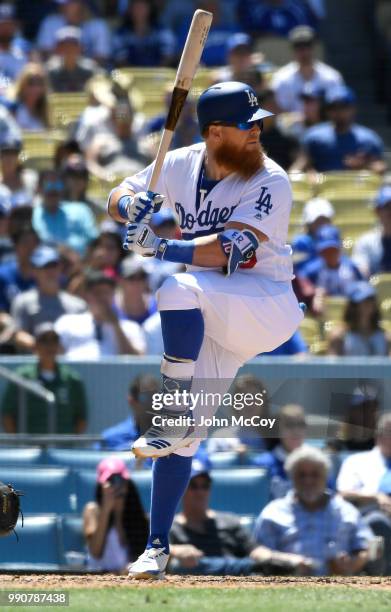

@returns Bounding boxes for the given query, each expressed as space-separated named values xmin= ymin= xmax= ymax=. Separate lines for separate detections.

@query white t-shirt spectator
xmin=337 ymin=446 xmax=389 ymax=498
xmin=352 ymin=227 xmax=385 ymax=278
xmin=37 ymin=14 xmax=111 ymax=60
xmin=55 ymin=312 xmax=146 ymax=359
xmin=271 ymin=60 xmax=344 ymax=112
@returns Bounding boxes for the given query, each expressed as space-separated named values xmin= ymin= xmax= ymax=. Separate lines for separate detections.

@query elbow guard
xmin=218 ymin=229 xmax=259 ymax=276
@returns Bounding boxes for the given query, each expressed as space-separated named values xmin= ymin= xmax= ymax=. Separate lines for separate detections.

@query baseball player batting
xmin=107 ymin=81 xmax=304 ymax=579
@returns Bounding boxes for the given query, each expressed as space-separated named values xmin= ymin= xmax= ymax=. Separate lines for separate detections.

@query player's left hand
xmin=123 ymin=222 xmax=161 ymax=256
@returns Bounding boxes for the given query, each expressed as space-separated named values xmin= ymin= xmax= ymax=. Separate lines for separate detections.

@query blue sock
xmin=160 ymin=309 xmax=204 ymax=360
xmin=147 ymin=454 xmax=192 ymax=553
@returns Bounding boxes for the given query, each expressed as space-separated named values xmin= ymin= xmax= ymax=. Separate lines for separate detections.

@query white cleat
xmin=128 ymin=546 xmax=169 ymax=580
xmin=131 ymin=417 xmax=196 ymax=459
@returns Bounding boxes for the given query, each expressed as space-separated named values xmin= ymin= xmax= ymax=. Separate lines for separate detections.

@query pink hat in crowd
xmin=97 ymin=457 xmax=130 ymax=484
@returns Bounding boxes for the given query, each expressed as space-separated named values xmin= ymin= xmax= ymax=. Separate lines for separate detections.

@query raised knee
xmin=157 ymin=274 xmax=199 ymax=311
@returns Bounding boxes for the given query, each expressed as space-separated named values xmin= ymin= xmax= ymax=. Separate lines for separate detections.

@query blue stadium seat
xmin=209 ymin=468 xmax=269 ymax=515
xmin=75 ymin=470 xmax=152 ymax=513
xmin=60 ymin=515 xmax=86 ymax=567
xmin=46 ymin=448 xmax=135 ymax=470
xmin=0 ymin=447 xmax=45 ymax=466
xmin=0 ymin=515 xmax=62 ymax=569
xmin=209 ymin=452 xmax=241 ymax=469
xmin=0 ymin=467 xmax=76 ymax=514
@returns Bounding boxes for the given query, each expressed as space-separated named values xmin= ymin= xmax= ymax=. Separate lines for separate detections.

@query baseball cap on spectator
xmin=34 ymin=322 xmax=59 ymax=341
xmin=325 ymin=85 xmax=356 ymax=106
xmin=120 ymin=255 xmax=150 ymax=280
xmin=302 ymin=198 xmax=335 ymax=225
xmin=55 ymin=25 xmax=81 ymax=45
xmin=289 ymin=25 xmax=316 ymax=46
xmin=374 ymin=185 xmax=391 ymax=208
xmin=0 ymin=138 xmax=22 ymax=153
xmin=190 ymin=456 xmax=212 ymax=482
xmin=151 ymin=209 xmax=177 ymax=228
xmin=0 ymin=3 xmax=15 ymax=22
xmin=31 ymin=245 xmax=60 ymax=268
xmin=346 ymin=281 xmax=376 ymax=304
xmin=315 ymin=224 xmax=341 ymax=251
xmin=226 ymin=33 xmax=251 ymax=54
xmin=300 ymin=82 xmax=323 ymax=100
xmin=97 ymin=457 xmax=130 ymax=484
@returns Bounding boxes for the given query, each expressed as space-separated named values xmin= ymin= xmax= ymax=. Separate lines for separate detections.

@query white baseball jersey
xmin=121 ymin=143 xmax=294 ymax=282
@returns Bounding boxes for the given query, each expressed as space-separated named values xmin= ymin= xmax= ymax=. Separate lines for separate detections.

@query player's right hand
xmin=118 ymin=191 xmax=165 ymax=224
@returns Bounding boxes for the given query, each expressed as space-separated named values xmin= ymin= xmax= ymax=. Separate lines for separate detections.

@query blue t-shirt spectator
xmin=302 ymin=122 xmax=384 ymax=172
xmin=238 ymin=0 xmax=317 ymax=37
xmin=176 ymin=20 xmax=239 ymax=66
xmin=98 ymin=414 xmax=139 ymax=451
xmin=0 ymin=260 xmax=35 ymax=312
xmin=299 ymin=255 xmax=362 ymax=296
xmin=32 ymin=201 xmax=98 ymax=256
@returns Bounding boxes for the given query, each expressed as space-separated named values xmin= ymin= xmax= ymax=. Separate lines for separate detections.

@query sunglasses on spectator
xmin=37 ymin=334 xmax=59 ymax=344
xmin=188 ymin=479 xmax=211 ymax=491
xmin=27 ymin=79 xmax=44 ymax=87
xmin=210 ymin=120 xmax=263 ymax=131
xmin=295 ymin=470 xmax=323 ymax=479
xmin=43 ymin=181 xmax=64 ymax=193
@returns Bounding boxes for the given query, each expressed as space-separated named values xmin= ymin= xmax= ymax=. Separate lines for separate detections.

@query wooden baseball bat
xmin=147 ymin=9 xmax=213 ymax=195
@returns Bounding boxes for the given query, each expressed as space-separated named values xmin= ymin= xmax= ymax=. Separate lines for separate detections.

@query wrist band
xmin=155 ymin=239 xmax=195 ymax=264
xmin=118 ymin=195 xmax=132 ymax=220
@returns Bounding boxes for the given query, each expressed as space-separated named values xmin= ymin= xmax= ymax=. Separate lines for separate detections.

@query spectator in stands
xmin=0 ymin=186 xmax=13 ymax=264
xmin=84 ymin=456 xmax=149 ymax=571
xmin=11 ymin=244 xmax=86 ymax=352
xmin=0 ymin=102 xmax=22 ymax=147
xmin=292 ymin=197 xmax=335 ymax=272
xmin=255 ymin=446 xmax=372 ymax=576
xmin=116 ymin=255 xmax=156 ymax=325
xmin=352 ymin=184 xmax=391 ymax=278
xmin=112 ymin=0 xmax=175 ymax=67
xmin=251 ymin=404 xmax=307 ymax=498
xmin=328 ymin=384 xmax=380 ymax=452
xmin=298 ymin=225 xmax=362 ymax=300
xmin=37 ymin=0 xmax=111 ymax=65
xmin=47 ymin=26 xmax=101 ymax=93
xmin=327 ymin=281 xmax=391 ymax=356
xmin=86 ymin=223 xmax=125 ymax=278
xmin=282 ymin=82 xmax=325 ymax=140
xmin=213 ymin=33 xmax=264 ymax=96
xmin=271 ymin=26 xmax=343 ymax=113
xmin=55 ymin=269 xmax=145 ymax=358
xmin=0 ymin=4 xmax=27 ymax=90
xmin=337 ymin=412 xmax=391 ymax=575
xmin=294 ymin=85 xmax=386 ymax=174
xmin=11 ymin=63 xmax=50 ymax=131
xmin=169 ymin=457 xmax=289 ymax=575
xmin=238 ymin=0 xmax=317 ymax=39
xmin=98 ymin=374 xmax=160 ymax=451
xmin=177 ymin=0 xmax=238 ymax=67
xmin=0 ymin=225 xmax=38 ymax=312
xmin=0 ymin=138 xmax=37 ymax=206
xmin=61 ymin=154 xmax=97 ymax=210
xmin=256 ymin=89 xmax=300 ymax=170
xmin=32 ymin=169 xmax=98 ymax=256
xmin=1 ymin=321 xmax=88 ymax=433
xmin=207 ymin=375 xmax=271 ymax=454
xmin=85 ymin=97 xmax=148 ymax=180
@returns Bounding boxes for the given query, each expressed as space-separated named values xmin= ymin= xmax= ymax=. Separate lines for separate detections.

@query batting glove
xmin=123 ymin=222 xmax=161 ymax=256
xmin=118 ymin=191 xmax=165 ymax=224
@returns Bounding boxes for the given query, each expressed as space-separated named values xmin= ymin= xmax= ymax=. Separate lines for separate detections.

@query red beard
xmin=213 ymin=140 xmax=265 ymax=180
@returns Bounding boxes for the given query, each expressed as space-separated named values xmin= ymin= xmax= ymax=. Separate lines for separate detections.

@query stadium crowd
xmin=0 ymin=0 xmax=390 ymax=578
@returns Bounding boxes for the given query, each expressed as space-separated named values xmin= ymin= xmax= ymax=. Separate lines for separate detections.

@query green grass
xmin=4 ymin=587 xmax=391 ymax=612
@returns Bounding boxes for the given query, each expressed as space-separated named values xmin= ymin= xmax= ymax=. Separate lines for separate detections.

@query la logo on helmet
xmin=245 ymin=90 xmax=258 ymax=107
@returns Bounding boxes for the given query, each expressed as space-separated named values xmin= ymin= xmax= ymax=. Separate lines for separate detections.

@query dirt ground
xmin=1 ymin=575 xmax=391 ymax=590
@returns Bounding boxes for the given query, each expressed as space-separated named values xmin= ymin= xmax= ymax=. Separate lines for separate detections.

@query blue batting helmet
xmin=197 ymin=81 xmax=273 ymax=133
